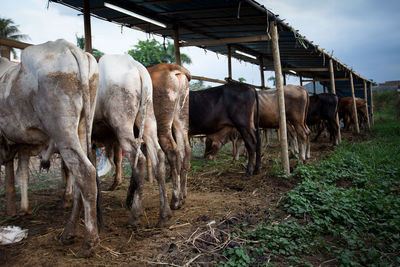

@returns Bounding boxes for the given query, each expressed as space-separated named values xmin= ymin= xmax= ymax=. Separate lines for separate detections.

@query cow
xmin=144 ymin=63 xmax=192 ymax=210
xmin=59 ymin=55 xmax=172 ymax=228
xmin=204 ymin=85 xmax=310 ymax=162
xmin=307 ymin=93 xmax=339 ymax=146
xmin=62 ymin=62 xmax=191 ymax=218
xmin=189 ymin=81 xmax=261 ymax=177
xmin=0 ymin=39 xmax=99 ymax=257
xmin=338 ymin=97 xmax=368 ymax=131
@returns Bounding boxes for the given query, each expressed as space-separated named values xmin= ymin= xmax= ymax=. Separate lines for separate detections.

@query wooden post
xmin=312 ymin=78 xmax=316 ymax=95
xmin=259 ymin=56 xmax=265 ymax=88
xmin=329 ymin=58 xmax=341 ymax=143
xmin=227 ymin=45 xmax=232 ymax=79
xmin=5 ymin=161 xmax=16 ymax=216
xmin=283 ymin=73 xmax=286 ymax=86
xmin=83 ymin=0 xmax=92 ymax=53
xmin=270 ymin=21 xmax=289 ymax=174
xmin=0 ymin=45 xmax=11 ymax=59
xmin=299 ymin=75 xmax=303 ymax=86
xmin=363 ymin=80 xmax=370 ymax=129
xmin=173 ymin=25 xmax=181 ymax=66
xmin=349 ymin=73 xmax=360 ymax=134
xmin=369 ymin=82 xmax=374 ymax=125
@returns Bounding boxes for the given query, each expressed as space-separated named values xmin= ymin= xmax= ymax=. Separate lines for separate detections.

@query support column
xmin=369 ymin=82 xmax=374 ymax=125
xmin=83 ymin=0 xmax=92 ymax=53
xmin=329 ymin=58 xmax=341 ymax=143
xmin=270 ymin=21 xmax=289 ymax=174
xmin=283 ymin=73 xmax=286 ymax=86
xmin=363 ymin=80 xmax=370 ymax=129
xmin=5 ymin=161 xmax=16 ymax=216
xmin=0 ymin=45 xmax=11 ymax=59
xmin=313 ymin=78 xmax=316 ymax=95
xmin=173 ymin=25 xmax=181 ymax=66
xmin=227 ymin=45 xmax=232 ymax=79
xmin=299 ymin=75 xmax=303 ymax=86
xmin=323 ymin=85 xmax=326 ymax=93
xmin=259 ymin=56 xmax=265 ymax=88
xmin=349 ymin=73 xmax=360 ymax=134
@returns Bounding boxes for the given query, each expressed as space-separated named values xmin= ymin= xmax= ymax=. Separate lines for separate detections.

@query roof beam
xmin=136 ymin=0 xmax=190 ymax=6
xmin=0 ymin=38 xmax=31 ymax=50
xmin=180 ymin=35 xmax=270 ymax=47
xmin=264 ymin=67 xmax=329 ymax=72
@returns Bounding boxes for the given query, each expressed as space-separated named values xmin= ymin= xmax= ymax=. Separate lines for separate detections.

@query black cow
xmin=189 ymin=81 xmax=260 ymax=177
xmin=307 ymin=93 xmax=339 ymax=146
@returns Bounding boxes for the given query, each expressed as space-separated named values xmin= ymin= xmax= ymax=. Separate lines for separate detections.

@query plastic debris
xmin=0 ymin=226 xmax=28 ymax=245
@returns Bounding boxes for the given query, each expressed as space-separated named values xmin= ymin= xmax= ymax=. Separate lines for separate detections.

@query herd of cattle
xmin=0 ymin=39 xmax=369 ymax=257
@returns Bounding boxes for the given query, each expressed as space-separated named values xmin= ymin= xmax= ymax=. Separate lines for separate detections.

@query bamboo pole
xmin=259 ymin=56 xmax=265 ymax=88
xmin=363 ymin=80 xmax=370 ymax=129
xmin=349 ymin=73 xmax=360 ymax=134
xmin=227 ymin=45 xmax=232 ymax=79
xmin=329 ymin=58 xmax=341 ymax=143
xmin=173 ymin=25 xmax=181 ymax=65
xmin=270 ymin=21 xmax=289 ymax=174
xmin=83 ymin=0 xmax=92 ymax=53
xmin=369 ymin=82 xmax=374 ymax=125
xmin=5 ymin=161 xmax=16 ymax=216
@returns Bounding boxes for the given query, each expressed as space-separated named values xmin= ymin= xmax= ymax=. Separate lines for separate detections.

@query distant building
xmin=373 ymin=80 xmax=400 ymax=92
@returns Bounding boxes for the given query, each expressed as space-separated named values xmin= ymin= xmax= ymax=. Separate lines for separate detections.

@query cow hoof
xmin=63 ymin=200 xmax=72 ymax=209
xmin=19 ymin=210 xmax=32 ymax=216
xmin=107 ymin=181 xmax=121 ymax=191
xmin=241 ymin=174 xmax=251 ymax=180
xmin=126 ymin=217 xmax=142 ymax=229
xmin=60 ymin=234 xmax=76 ymax=245
xmin=157 ymin=218 xmax=171 ymax=228
xmin=75 ymin=244 xmax=97 ymax=258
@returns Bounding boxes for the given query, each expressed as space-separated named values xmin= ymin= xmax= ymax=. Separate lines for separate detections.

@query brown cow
xmin=143 ymin=63 xmax=192 ymax=210
xmin=205 ymin=85 xmax=310 ymax=161
xmin=338 ymin=97 xmax=368 ymax=131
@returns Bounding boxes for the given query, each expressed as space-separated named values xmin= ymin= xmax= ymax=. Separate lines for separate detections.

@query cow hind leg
xmin=237 ymin=127 xmax=256 ymax=178
xmin=108 ymin=143 xmax=123 ymax=191
xmin=159 ymin=133 xmax=183 ymax=210
xmin=59 ymin=144 xmax=98 ymax=257
xmin=16 ymin=152 xmax=31 ymax=215
xmin=172 ymin=118 xmax=191 ymax=206
xmin=142 ymin=118 xmax=172 ymax=227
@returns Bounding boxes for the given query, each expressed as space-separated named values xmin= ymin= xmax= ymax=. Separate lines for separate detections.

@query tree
xmin=189 ymin=80 xmax=211 ymax=91
xmin=127 ymin=39 xmax=191 ymax=67
xmin=238 ymin=77 xmax=246 ymax=83
xmin=268 ymin=76 xmax=276 ymax=87
xmin=0 ymin=17 xmax=29 ymax=59
xmin=75 ymin=35 xmax=104 ymax=59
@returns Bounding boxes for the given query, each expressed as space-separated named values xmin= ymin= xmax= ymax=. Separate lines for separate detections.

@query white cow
xmin=63 ymin=55 xmax=172 ymax=227
xmin=0 ymin=39 xmax=99 ymax=257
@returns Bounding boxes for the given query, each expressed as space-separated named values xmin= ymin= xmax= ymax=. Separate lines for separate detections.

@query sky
xmin=1 ymin=0 xmax=399 ymax=85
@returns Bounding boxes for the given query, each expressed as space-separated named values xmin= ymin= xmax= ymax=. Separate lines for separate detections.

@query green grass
xmin=219 ymin=121 xmax=400 ymax=266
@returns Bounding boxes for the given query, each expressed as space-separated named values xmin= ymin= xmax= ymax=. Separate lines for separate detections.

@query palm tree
xmin=0 ymin=17 xmax=29 ymax=59
xmin=75 ymin=35 xmax=104 ymax=59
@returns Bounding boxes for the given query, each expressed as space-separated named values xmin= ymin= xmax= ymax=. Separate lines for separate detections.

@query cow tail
xmin=254 ymin=89 xmax=261 ymax=172
xmin=134 ymin=64 xmax=152 ymax=168
xmin=304 ymin=90 xmax=311 ymax=136
xmin=70 ymin=47 xmax=103 ymax=229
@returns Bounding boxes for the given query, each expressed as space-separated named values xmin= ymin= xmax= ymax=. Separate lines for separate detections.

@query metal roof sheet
xmin=51 ymin=0 xmax=371 ymax=89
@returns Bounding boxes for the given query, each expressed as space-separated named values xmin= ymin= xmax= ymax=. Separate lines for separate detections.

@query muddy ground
xmin=0 ymin=132 xmax=352 ymax=266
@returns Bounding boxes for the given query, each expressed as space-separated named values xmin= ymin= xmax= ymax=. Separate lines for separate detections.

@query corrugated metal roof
xmin=51 ymin=0 xmax=370 ymax=90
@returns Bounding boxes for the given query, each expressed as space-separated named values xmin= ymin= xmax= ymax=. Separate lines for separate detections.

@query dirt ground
xmin=0 ymin=131 xmax=351 ymax=266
